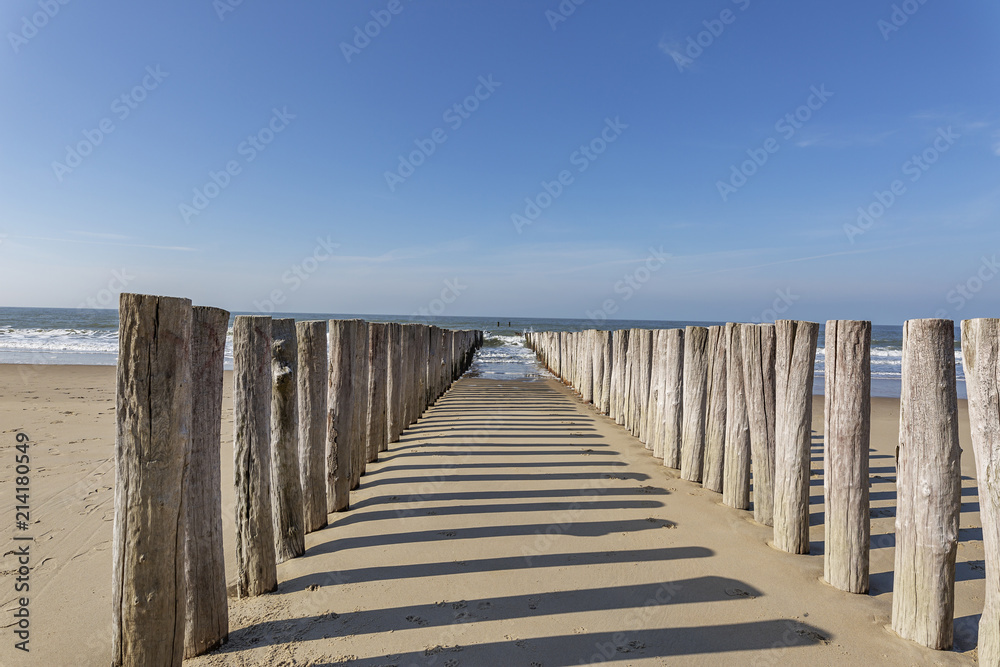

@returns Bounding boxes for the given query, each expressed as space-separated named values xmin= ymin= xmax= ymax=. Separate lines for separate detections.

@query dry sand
xmin=0 ymin=364 xmax=986 ymax=665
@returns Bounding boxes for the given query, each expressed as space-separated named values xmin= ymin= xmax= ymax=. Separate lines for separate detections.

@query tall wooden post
xmin=723 ymin=322 xmax=751 ymax=511
xmin=270 ymin=318 xmax=304 ymax=563
xmin=232 ymin=315 xmax=277 ymax=597
xmin=663 ymin=328 xmax=684 ymax=469
xmin=327 ymin=320 xmax=355 ymax=513
xmin=649 ymin=329 xmax=666 ymax=459
xmin=823 ymin=320 xmax=871 ymax=593
xmin=962 ymin=318 xmax=1000 ymax=663
xmin=367 ymin=322 xmax=389 ymax=462
xmin=681 ymin=326 xmax=710 ymax=482
xmin=183 ymin=305 xmax=230 ymax=658
xmin=637 ymin=330 xmax=653 ymax=444
xmin=113 ymin=294 xmax=192 ymax=667
xmin=387 ymin=322 xmax=403 ymax=444
xmin=892 ymin=319 xmax=960 ymax=649
xmin=296 ymin=320 xmax=328 ymax=533
xmin=773 ymin=320 xmax=819 ymax=554
xmin=351 ymin=320 xmax=370 ymax=487
xmin=600 ymin=330 xmax=613 ymax=415
xmin=703 ymin=325 xmax=728 ymax=493
xmin=742 ymin=323 xmax=777 ymax=526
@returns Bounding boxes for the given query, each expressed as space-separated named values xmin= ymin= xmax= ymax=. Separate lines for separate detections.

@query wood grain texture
xmin=232 ymin=315 xmax=277 ymax=598
xmin=183 ymin=305 xmax=229 ymax=658
xmin=113 ymin=293 xmax=192 ymax=667
xmin=723 ymin=322 xmax=751 ymax=510
xmin=742 ymin=323 xmax=777 ymax=526
xmin=680 ymin=326 xmax=709 ymax=482
xmin=823 ymin=320 xmax=871 ymax=593
xmin=703 ymin=325 xmax=728 ymax=493
xmin=351 ymin=321 xmax=370 ymax=488
xmin=270 ymin=318 xmax=304 ymax=563
xmin=327 ymin=320 xmax=355 ymax=513
xmin=962 ymin=318 xmax=1000 ymax=663
xmin=662 ymin=329 xmax=685 ymax=470
xmin=366 ymin=323 xmax=389 ymax=463
xmin=296 ymin=320 xmax=328 ymax=534
xmin=892 ymin=319 xmax=960 ymax=649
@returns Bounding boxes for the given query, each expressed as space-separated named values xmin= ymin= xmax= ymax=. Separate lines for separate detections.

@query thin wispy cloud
xmin=13 ymin=236 xmax=197 ymax=252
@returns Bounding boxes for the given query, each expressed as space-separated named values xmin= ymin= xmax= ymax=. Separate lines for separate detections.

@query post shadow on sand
xmin=279 ymin=546 xmax=714 ymax=592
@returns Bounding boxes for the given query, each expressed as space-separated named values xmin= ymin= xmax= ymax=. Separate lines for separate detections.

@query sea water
xmin=0 ymin=308 xmax=966 ymax=398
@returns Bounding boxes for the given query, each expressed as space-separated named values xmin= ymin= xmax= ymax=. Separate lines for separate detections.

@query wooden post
xmin=962 ymin=318 xmax=1000 ymax=662
xmin=592 ymin=330 xmax=605 ymax=412
xmin=892 ymin=319 xmax=960 ymax=650
xmin=612 ymin=330 xmax=627 ymax=423
xmin=637 ymin=330 xmax=653 ymax=444
xmin=296 ymin=320 xmax=328 ymax=533
xmin=270 ymin=318 xmax=304 ymax=563
xmin=351 ymin=320 xmax=370 ymax=487
xmin=823 ymin=320 xmax=871 ymax=593
xmin=663 ymin=328 xmax=684 ymax=469
xmin=367 ymin=323 xmax=389 ymax=462
xmin=742 ymin=323 xmax=777 ymax=526
xmin=624 ymin=329 xmax=637 ymax=433
xmin=327 ymin=320 xmax=354 ymax=513
xmin=773 ymin=320 xmax=819 ymax=554
xmin=649 ymin=329 xmax=665 ymax=459
xmin=723 ymin=322 xmax=751 ymax=510
xmin=113 ymin=294 xmax=191 ymax=667
xmin=600 ymin=330 xmax=613 ymax=415
xmin=581 ymin=330 xmax=594 ymax=404
xmin=681 ymin=326 xmax=709 ymax=482
xmin=232 ymin=315 xmax=276 ymax=597
xmin=387 ymin=322 xmax=403 ymax=444
xmin=703 ymin=325 xmax=728 ymax=493
xmin=183 ymin=305 xmax=229 ymax=658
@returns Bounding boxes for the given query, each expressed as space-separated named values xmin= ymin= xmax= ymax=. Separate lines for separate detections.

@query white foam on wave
xmin=0 ymin=327 xmax=119 ymax=353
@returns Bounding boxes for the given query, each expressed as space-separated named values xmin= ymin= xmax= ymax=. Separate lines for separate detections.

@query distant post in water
xmin=183 ymin=306 xmax=230 ymax=658
xmin=892 ymin=319 xmax=961 ymax=649
xmin=296 ymin=320 xmax=328 ymax=533
xmin=962 ymin=318 xmax=1000 ymax=663
xmin=113 ymin=293 xmax=192 ymax=667
xmin=773 ymin=320 xmax=819 ymax=554
xmin=723 ymin=322 xmax=751 ymax=510
xmin=742 ymin=323 xmax=777 ymax=526
xmin=233 ymin=315 xmax=277 ymax=597
xmin=824 ymin=320 xmax=871 ymax=593
xmin=663 ymin=328 xmax=684 ymax=469
xmin=703 ymin=325 xmax=728 ymax=493
xmin=681 ymin=326 xmax=709 ymax=482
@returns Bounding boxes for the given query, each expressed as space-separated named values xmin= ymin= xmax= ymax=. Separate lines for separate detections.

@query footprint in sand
xmin=406 ymin=615 xmax=428 ymax=626
xmin=725 ymin=587 xmax=756 ymax=599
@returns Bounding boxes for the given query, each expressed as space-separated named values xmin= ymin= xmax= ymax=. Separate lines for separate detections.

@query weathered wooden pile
xmin=527 ymin=318 xmax=1000 ymax=658
xmin=112 ymin=293 xmax=482 ymax=666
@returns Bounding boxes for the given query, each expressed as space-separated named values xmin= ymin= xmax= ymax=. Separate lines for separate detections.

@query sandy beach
xmin=0 ymin=363 xmax=985 ymax=665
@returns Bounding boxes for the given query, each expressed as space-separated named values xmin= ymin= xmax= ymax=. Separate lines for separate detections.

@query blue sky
xmin=1 ymin=0 xmax=999 ymax=324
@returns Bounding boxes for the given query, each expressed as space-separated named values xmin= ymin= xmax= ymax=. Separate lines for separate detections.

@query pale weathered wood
xmin=681 ymin=326 xmax=709 ymax=482
xmin=703 ymin=325 xmax=728 ymax=493
xmin=600 ymin=330 xmax=613 ymax=415
xmin=649 ymin=329 xmax=666 ymax=459
xmin=612 ymin=330 xmax=628 ymax=424
xmin=892 ymin=319 xmax=961 ymax=650
xmin=663 ymin=328 xmax=684 ymax=470
xmin=823 ymin=320 xmax=871 ymax=593
xmin=962 ymin=318 xmax=1000 ymax=663
xmin=326 ymin=320 xmax=355 ymax=512
xmin=582 ymin=330 xmax=594 ymax=404
xmin=387 ymin=322 xmax=403 ymax=444
xmin=296 ymin=320 xmax=328 ymax=534
xmin=270 ymin=318 xmax=304 ymax=563
xmin=592 ymin=330 xmax=605 ymax=412
xmin=637 ymin=330 xmax=653 ymax=444
xmin=183 ymin=305 xmax=229 ymax=659
xmin=723 ymin=322 xmax=751 ymax=510
xmin=113 ymin=293 xmax=191 ymax=667
xmin=742 ymin=323 xmax=777 ymax=526
xmin=366 ymin=322 xmax=388 ymax=463
xmin=351 ymin=320 xmax=370 ymax=488
xmin=232 ymin=315 xmax=276 ymax=598
xmin=773 ymin=320 xmax=819 ymax=554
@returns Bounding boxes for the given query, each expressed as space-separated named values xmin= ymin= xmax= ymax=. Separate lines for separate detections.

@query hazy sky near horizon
xmin=2 ymin=1 xmax=999 ymax=324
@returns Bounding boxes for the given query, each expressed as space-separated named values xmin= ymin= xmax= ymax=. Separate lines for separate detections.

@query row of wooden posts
xmin=111 ymin=293 xmax=482 ymax=667
xmin=527 ymin=318 xmax=1000 ymax=659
